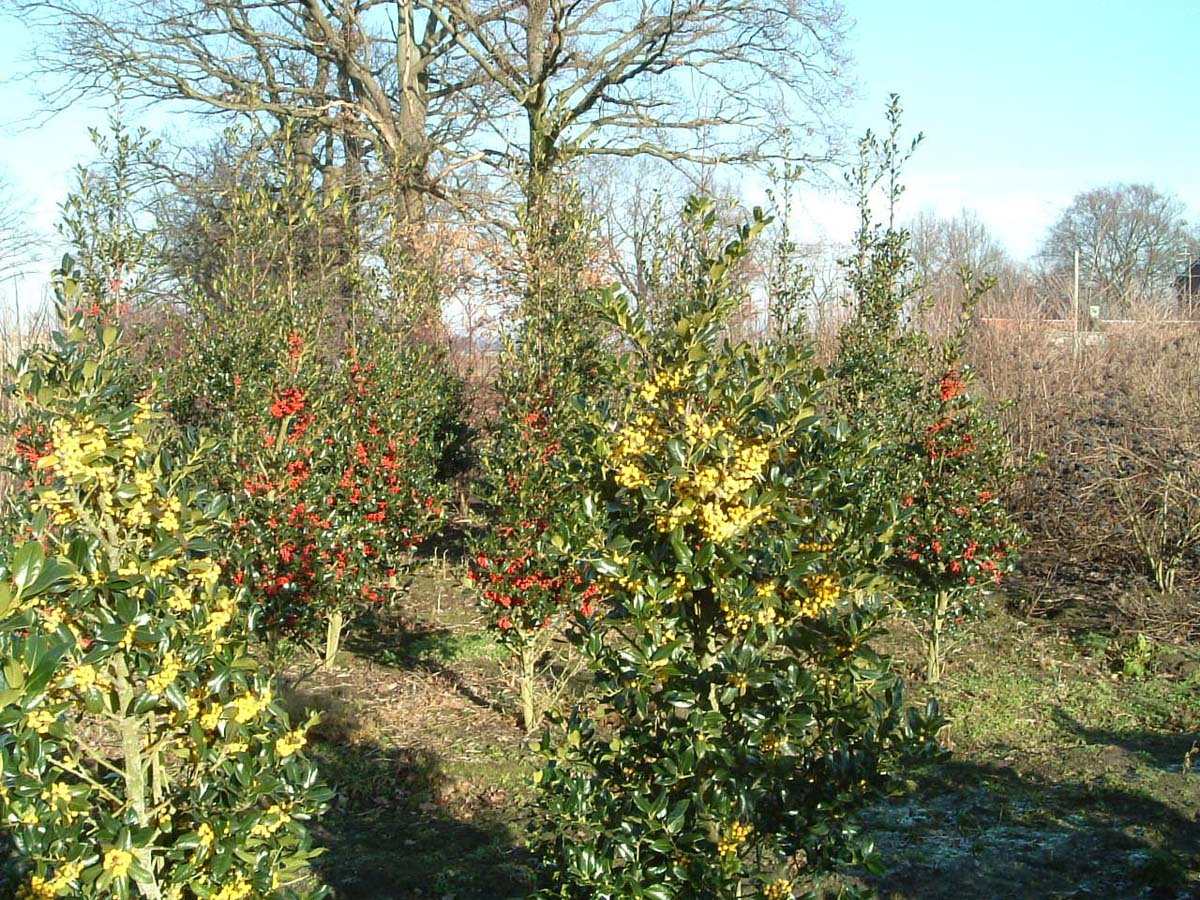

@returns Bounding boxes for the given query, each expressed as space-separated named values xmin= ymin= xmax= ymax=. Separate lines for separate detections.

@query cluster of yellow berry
xmin=812 ymin=671 xmax=838 ymax=692
xmin=794 ymin=573 xmax=840 ymax=619
xmin=248 ymin=803 xmax=292 ymax=839
xmin=145 ymin=650 xmax=182 ymax=695
xmin=611 ymin=362 xmax=779 ymax=544
xmin=639 ymin=366 xmax=686 ymax=403
xmin=597 ymin=552 xmax=646 ymax=601
xmin=34 ymin=405 xmax=166 ymax=534
xmin=16 ymin=859 xmax=83 ymax=899
xmin=681 ymin=440 xmax=773 ymax=541
xmin=40 ymin=416 xmax=109 ymax=484
xmin=125 ymin=469 xmax=181 ymax=533
xmin=683 ymin=408 xmax=725 ymax=445
xmin=232 ymin=688 xmax=272 ymax=724
xmin=612 ymin=411 xmax=663 ymax=491
xmin=716 ymin=820 xmax=753 ymax=857
xmin=102 ymin=848 xmax=134 ymax=878
xmin=759 ymin=732 xmax=783 ymax=755
xmin=795 ymin=541 xmax=834 ymax=552
xmin=209 ymin=876 xmax=256 ymax=900
xmin=763 ymin=877 xmax=793 ymax=899
xmin=720 ymin=599 xmax=752 ymax=635
xmin=23 ymin=708 xmax=57 ymax=734
xmin=694 ymin=493 xmax=771 ymax=542
xmin=181 ymin=830 xmax=279 ymax=897
xmin=275 ymin=726 xmax=309 ymax=758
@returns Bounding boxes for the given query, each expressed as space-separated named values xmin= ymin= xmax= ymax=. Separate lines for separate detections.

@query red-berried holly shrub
xmin=146 ymin=149 xmax=469 ymax=668
xmin=831 ymin=99 xmax=1022 ymax=683
xmin=236 ymin=335 xmax=454 ymax=668
xmin=467 ymin=381 xmax=602 ymax=730
xmin=468 ymin=178 xmax=610 ymax=731
xmin=893 ymin=365 xmax=1021 ymax=682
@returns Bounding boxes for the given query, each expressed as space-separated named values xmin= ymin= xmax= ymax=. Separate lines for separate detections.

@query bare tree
xmin=0 ymin=172 xmax=38 ymax=386
xmin=434 ymin=0 xmax=851 ymax=206
xmin=13 ymin=0 xmax=855 ymax=349
xmin=13 ymin=0 xmax=851 ymax=212
xmin=1037 ymin=183 xmax=1191 ymax=310
xmin=908 ymin=208 xmax=1009 ymax=289
xmin=0 ymin=173 xmax=34 ymax=285
xmin=904 ymin=207 xmax=1032 ymax=326
xmin=9 ymin=0 xmax=501 ymax=222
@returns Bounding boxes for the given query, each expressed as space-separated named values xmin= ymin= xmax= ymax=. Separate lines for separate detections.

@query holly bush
xmin=533 ymin=202 xmax=944 ymax=899
xmin=234 ymin=333 xmax=456 ymax=666
xmin=0 ymin=270 xmax=330 ymax=899
xmin=469 ymin=177 xmax=609 ymax=731
xmin=831 ymin=102 xmax=1022 ymax=683
xmin=892 ymin=366 xmax=1021 ymax=682
xmin=148 ymin=150 xmax=467 ymax=666
xmin=467 ymin=378 xmax=602 ymax=730
xmin=152 ymin=147 xmax=348 ymax=446
xmin=154 ymin=140 xmax=469 ymax=490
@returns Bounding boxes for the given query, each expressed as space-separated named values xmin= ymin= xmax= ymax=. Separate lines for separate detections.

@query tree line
xmin=1 ymin=1 xmax=1197 ymax=332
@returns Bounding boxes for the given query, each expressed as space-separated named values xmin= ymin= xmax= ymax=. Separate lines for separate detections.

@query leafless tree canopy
xmin=907 ymin=208 xmax=1010 ymax=288
xmin=435 ymin=0 xmax=850 ymax=174
xmin=1037 ymin=183 xmax=1192 ymax=308
xmin=14 ymin=1 xmax=503 ymax=218
xmin=11 ymin=0 xmax=852 ymax=214
xmin=0 ymin=174 xmax=34 ymax=285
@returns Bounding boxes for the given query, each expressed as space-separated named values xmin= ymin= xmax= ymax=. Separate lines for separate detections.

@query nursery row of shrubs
xmin=0 ymin=114 xmax=1023 ymax=898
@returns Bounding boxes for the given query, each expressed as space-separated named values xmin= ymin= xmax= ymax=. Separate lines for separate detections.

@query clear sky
xmin=808 ymin=0 xmax=1200 ymax=259
xmin=0 ymin=0 xmax=1196 ymax=309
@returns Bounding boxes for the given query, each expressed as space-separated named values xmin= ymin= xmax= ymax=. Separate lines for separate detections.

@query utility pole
xmin=1073 ymin=248 xmax=1080 ymax=362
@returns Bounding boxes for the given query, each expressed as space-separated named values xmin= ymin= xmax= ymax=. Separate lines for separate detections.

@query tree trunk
xmin=114 ymin=659 xmax=163 ymax=899
xmin=925 ymin=589 xmax=949 ymax=685
xmin=324 ymin=608 xmax=345 ymax=670
xmin=518 ymin=640 xmax=538 ymax=732
xmin=395 ymin=0 xmax=431 ymax=227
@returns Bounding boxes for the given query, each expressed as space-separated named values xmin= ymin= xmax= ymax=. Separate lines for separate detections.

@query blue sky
xmin=0 ymin=0 xmax=1195 ymax=308
xmin=811 ymin=0 xmax=1200 ymax=257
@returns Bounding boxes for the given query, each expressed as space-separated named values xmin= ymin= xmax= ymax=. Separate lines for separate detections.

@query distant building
xmin=1176 ymin=259 xmax=1200 ymax=300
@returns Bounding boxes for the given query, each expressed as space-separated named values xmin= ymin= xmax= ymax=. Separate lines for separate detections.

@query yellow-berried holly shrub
xmin=533 ymin=203 xmax=944 ymax=899
xmin=0 ymin=268 xmax=330 ymax=899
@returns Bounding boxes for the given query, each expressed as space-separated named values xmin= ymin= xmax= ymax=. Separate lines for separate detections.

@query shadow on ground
xmin=0 ymin=743 xmax=534 ymax=900
xmin=1051 ymin=708 xmax=1200 ymax=772
xmin=306 ymin=728 xmax=536 ymax=899
xmin=852 ymin=713 xmax=1200 ymax=899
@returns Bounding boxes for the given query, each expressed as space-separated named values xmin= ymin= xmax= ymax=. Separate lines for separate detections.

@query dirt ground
xmin=284 ymin=567 xmax=1200 ymax=900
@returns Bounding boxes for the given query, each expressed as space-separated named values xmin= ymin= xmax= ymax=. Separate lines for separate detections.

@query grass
xmin=272 ymin=575 xmax=542 ymax=899
xmin=399 ymin=629 xmax=509 ymax=666
xmin=847 ymin=609 xmax=1200 ymax=898
xmin=307 ymin=740 xmax=537 ymax=899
